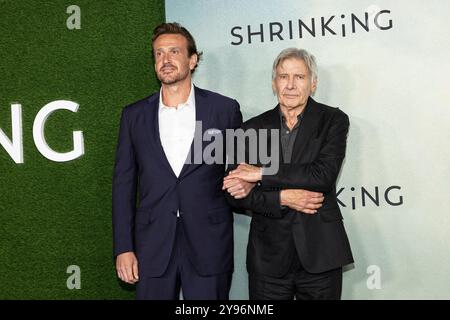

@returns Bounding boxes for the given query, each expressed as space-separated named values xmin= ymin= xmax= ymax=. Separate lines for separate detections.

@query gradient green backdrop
xmin=0 ymin=0 xmax=165 ymax=299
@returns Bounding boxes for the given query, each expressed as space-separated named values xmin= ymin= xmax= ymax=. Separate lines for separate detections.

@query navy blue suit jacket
xmin=112 ymin=86 xmax=242 ymax=277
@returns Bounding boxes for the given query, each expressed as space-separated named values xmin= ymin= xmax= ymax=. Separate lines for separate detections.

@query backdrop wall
xmin=0 ymin=0 xmax=164 ymax=299
xmin=1 ymin=0 xmax=449 ymax=300
xmin=166 ymin=0 xmax=450 ymax=299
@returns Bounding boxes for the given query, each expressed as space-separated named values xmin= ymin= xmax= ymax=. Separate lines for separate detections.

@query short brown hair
xmin=152 ymin=22 xmax=202 ymax=73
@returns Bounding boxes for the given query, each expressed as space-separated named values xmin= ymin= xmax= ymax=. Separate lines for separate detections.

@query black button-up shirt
xmin=279 ymin=107 xmax=304 ymax=164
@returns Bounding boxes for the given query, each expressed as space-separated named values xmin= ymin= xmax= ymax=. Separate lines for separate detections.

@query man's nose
xmin=286 ymin=77 xmax=296 ymax=89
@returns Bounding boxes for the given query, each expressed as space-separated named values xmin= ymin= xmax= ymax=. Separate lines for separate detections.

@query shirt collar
xmin=159 ymin=83 xmax=195 ymax=112
xmin=278 ymin=105 xmax=305 ymax=130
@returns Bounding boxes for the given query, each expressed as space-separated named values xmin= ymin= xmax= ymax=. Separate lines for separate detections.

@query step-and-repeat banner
xmin=167 ymin=0 xmax=450 ymax=299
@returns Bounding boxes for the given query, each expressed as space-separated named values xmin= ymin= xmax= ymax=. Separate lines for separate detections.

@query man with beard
xmin=112 ymin=22 xmax=246 ymax=299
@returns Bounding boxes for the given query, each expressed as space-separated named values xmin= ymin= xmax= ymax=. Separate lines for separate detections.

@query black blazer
xmin=226 ymin=97 xmax=353 ymax=276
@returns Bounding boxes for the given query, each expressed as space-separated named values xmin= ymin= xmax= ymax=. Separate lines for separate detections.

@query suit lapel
xmin=262 ymin=106 xmax=283 ymax=165
xmin=144 ymin=93 xmax=178 ymax=178
xmin=179 ymin=86 xmax=212 ymax=179
xmin=291 ymin=97 xmax=323 ymax=163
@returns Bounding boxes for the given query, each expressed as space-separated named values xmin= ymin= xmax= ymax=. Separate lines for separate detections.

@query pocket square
xmin=206 ymin=128 xmax=221 ymax=135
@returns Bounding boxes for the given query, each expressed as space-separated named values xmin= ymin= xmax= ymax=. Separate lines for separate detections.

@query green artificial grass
xmin=0 ymin=0 xmax=165 ymax=299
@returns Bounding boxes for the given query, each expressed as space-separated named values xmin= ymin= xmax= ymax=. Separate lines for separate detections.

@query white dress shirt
xmin=158 ymin=84 xmax=196 ymax=178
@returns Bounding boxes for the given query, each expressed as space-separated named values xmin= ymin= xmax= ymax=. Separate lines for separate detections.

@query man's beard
xmin=157 ymin=66 xmax=190 ymax=85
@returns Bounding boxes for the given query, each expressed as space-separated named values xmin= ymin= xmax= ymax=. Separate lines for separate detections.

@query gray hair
xmin=272 ymin=48 xmax=318 ymax=83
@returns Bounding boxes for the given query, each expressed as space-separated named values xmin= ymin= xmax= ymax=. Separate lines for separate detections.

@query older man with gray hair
xmin=224 ymin=48 xmax=354 ymax=300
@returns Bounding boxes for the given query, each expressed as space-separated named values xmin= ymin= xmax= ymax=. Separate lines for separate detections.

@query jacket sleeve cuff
xmin=259 ymin=190 xmax=285 ymax=218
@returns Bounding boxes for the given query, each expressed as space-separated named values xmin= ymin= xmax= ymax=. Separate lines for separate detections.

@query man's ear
xmin=311 ymin=78 xmax=318 ymax=94
xmin=272 ymin=80 xmax=277 ymax=95
xmin=189 ymin=54 xmax=198 ymax=71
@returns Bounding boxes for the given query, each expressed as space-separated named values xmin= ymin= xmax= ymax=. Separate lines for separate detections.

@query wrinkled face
xmin=272 ymin=58 xmax=317 ymax=110
xmin=153 ymin=34 xmax=197 ymax=85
